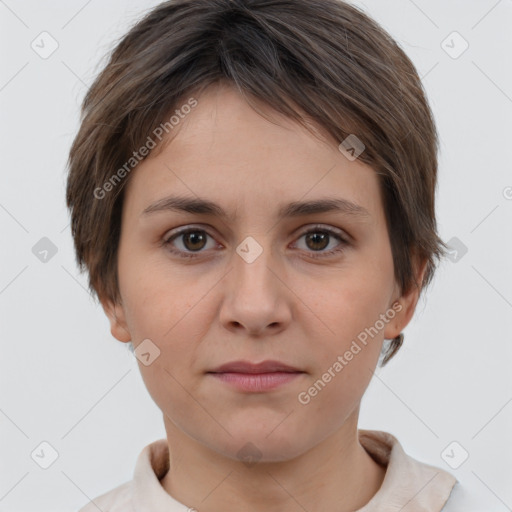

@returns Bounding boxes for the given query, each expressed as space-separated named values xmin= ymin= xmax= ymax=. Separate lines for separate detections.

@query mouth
xmin=206 ymin=360 xmax=305 ymax=392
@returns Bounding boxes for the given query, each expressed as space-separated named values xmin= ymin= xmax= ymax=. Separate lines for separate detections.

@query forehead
xmin=122 ymin=83 xmax=383 ymax=225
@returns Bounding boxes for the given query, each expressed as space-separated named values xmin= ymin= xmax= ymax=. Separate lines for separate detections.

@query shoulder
xmin=77 ymin=480 xmax=134 ymax=512
xmin=358 ymin=429 xmax=457 ymax=511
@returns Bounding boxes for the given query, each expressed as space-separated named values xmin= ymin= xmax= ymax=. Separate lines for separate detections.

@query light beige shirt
xmin=78 ymin=430 xmax=463 ymax=511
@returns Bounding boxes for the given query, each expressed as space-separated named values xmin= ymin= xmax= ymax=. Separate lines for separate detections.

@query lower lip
xmin=208 ymin=372 xmax=303 ymax=392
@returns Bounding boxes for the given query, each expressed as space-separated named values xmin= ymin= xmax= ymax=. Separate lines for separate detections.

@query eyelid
xmin=289 ymin=224 xmax=349 ymax=258
xmin=163 ymin=223 xmax=350 ymax=259
xmin=164 ymin=223 xmax=349 ymax=242
xmin=163 ymin=224 xmax=220 ymax=243
xmin=292 ymin=223 xmax=349 ymax=242
xmin=162 ymin=225 xmax=221 ymax=257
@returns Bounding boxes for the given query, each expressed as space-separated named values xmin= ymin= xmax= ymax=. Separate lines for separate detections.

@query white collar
xmin=129 ymin=429 xmax=457 ymax=511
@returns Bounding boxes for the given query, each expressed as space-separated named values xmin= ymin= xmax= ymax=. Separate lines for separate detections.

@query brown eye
xmin=304 ymin=232 xmax=330 ymax=251
xmin=181 ymin=231 xmax=208 ymax=251
xmin=163 ymin=225 xmax=348 ymax=261
xmin=164 ymin=228 xmax=217 ymax=259
xmin=294 ymin=226 xmax=349 ymax=259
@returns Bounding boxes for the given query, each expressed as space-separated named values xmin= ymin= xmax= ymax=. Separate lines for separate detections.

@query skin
xmin=101 ymin=82 xmax=426 ymax=512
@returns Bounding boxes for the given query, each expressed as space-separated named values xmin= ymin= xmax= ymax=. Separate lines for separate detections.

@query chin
xmin=214 ymin=428 xmax=308 ymax=464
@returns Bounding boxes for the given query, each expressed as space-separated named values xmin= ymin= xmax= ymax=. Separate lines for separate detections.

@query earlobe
xmin=99 ymin=296 xmax=132 ymax=343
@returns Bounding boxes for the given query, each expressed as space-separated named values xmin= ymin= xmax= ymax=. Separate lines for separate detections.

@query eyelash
xmin=162 ymin=225 xmax=349 ymax=260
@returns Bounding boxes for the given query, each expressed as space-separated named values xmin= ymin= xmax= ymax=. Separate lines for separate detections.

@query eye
xmin=163 ymin=227 xmax=218 ymax=259
xmin=162 ymin=224 xmax=349 ymax=260
xmin=292 ymin=225 xmax=349 ymax=259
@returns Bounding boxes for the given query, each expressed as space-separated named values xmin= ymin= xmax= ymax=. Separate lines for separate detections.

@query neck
xmin=160 ymin=411 xmax=386 ymax=512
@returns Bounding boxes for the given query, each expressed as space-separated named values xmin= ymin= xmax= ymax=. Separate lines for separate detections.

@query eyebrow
xmin=141 ymin=195 xmax=371 ymax=221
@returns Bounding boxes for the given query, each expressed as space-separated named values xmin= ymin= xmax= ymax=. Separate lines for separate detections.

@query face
xmin=103 ymin=83 xmax=423 ymax=463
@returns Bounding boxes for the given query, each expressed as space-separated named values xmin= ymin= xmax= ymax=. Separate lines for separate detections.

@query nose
xmin=219 ymin=236 xmax=292 ymax=337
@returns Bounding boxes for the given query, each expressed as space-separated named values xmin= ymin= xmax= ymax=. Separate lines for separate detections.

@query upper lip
xmin=208 ymin=360 xmax=303 ymax=374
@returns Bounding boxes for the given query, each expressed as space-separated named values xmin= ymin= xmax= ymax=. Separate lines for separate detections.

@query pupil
xmin=185 ymin=232 xmax=206 ymax=251
xmin=307 ymin=232 xmax=328 ymax=251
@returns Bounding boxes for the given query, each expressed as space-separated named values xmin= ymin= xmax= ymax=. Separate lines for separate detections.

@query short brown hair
xmin=66 ymin=0 xmax=448 ymax=365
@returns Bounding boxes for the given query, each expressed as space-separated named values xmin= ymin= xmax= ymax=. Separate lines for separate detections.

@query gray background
xmin=1 ymin=0 xmax=511 ymax=510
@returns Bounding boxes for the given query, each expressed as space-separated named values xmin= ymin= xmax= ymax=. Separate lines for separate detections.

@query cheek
xmin=119 ymin=264 xmax=214 ymax=376
xmin=293 ymin=331 xmax=380 ymax=445
xmin=118 ymin=249 xmax=198 ymax=334
xmin=295 ymin=252 xmax=394 ymax=382
xmin=306 ymin=263 xmax=393 ymax=339
xmin=121 ymin=281 xmax=206 ymax=413
xmin=340 ymin=245 xmax=395 ymax=321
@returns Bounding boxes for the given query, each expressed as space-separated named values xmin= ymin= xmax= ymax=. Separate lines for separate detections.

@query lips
xmin=207 ymin=360 xmax=305 ymax=392
xmin=208 ymin=360 xmax=303 ymax=374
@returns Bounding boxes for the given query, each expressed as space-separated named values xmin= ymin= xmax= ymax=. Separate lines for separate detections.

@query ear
xmin=99 ymin=295 xmax=132 ymax=343
xmin=384 ymin=256 xmax=428 ymax=340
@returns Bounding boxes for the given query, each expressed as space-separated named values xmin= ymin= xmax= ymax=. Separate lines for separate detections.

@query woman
xmin=66 ymin=0 xmax=467 ymax=509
